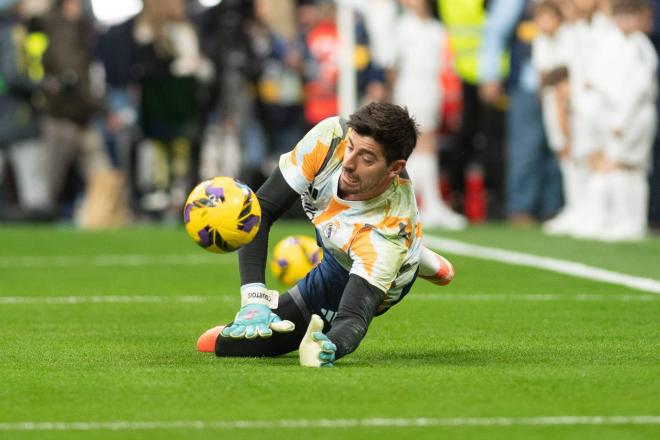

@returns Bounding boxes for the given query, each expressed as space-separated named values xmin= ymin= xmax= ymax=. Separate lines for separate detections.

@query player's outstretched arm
xmin=418 ymin=245 xmax=455 ymax=286
xmin=238 ymin=168 xmax=300 ymax=286
xmin=299 ymin=274 xmax=383 ymax=367
xmin=223 ymin=169 xmax=300 ymax=339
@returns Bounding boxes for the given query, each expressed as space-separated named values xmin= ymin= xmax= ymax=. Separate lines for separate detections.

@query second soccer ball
xmin=270 ymin=235 xmax=323 ymax=287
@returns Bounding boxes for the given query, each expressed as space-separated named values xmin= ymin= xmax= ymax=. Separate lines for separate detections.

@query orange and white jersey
xmin=279 ymin=116 xmax=423 ymax=311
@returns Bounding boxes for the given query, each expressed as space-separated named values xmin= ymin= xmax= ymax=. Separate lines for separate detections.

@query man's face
xmin=339 ymin=131 xmax=405 ymax=201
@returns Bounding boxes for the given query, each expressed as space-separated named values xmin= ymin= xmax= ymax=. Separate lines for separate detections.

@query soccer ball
xmin=183 ymin=177 xmax=261 ymax=253
xmin=270 ymin=235 xmax=323 ymax=287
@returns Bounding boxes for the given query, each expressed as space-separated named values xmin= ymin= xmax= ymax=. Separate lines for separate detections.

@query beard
xmin=340 ymin=170 xmax=361 ymax=194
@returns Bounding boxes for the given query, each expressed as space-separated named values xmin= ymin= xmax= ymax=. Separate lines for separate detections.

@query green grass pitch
xmin=1 ymin=222 xmax=659 ymax=439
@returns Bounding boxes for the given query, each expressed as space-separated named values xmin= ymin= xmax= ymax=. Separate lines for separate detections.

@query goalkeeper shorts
xmin=290 ymin=245 xmax=416 ymax=327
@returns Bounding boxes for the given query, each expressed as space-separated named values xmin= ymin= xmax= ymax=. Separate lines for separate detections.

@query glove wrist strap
xmin=240 ymin=283 xmax=279 ymax=309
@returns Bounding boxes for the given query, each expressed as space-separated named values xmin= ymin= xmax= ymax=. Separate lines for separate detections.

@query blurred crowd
xmin=0 ymin=0 xmax=658 ymax=241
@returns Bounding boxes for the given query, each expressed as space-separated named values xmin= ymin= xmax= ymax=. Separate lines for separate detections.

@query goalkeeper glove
xmin=299 ymin=314 xmax=337 ymax=368
xmin=221 ymin=284 xmax=295 ymax=339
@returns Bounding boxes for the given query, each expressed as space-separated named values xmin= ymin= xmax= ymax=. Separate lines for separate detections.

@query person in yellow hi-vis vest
xmin=437 ymin=0 xmax=508 ymax=220
xmin=0 ymin=0 xmax=53 ymax=219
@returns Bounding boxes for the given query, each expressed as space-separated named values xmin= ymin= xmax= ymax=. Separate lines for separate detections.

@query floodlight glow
xmin=91 ymin=0 xmax=142 ymax=25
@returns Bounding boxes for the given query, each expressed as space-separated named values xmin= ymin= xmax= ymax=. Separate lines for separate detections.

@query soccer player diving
xmin=197 ymin=103 xmax=455 ymax=367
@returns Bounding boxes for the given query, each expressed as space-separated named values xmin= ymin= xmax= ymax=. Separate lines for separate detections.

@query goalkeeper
xmin=198 ymin=103 xmax=455 ymax=367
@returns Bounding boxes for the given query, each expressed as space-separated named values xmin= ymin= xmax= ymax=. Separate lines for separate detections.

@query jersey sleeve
xmin=278 ymin=116 xmax=344 ymax=194
xmin=347 ymin=228 xmax=407 ymax=293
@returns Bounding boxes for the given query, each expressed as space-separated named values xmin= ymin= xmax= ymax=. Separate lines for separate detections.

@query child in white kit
xmin=532 ymin=1 xmax=570 ymax=156
xmin=579 ymin=0 xmax=657 ymax=241
xmin=543 ymin=0 xmax=614 ymax=235
xmin=531 ymin=1 xmax=573 ymax=234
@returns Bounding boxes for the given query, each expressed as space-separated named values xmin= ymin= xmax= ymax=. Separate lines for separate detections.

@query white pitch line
xmin=424 ymin=235 xmax=660 ymax=295
xmin=1 ymin=415 xmax=658 ymax=432
xmin=0 ymin=293 xmax=658 ymax=305
xmin=0 ymin=254 xmax=230 ymax=268
xmin=3 ymin=238 xmax=658 ymax=296
xmin=408 ymin=293 xmax=660 ymax=302
xmin=0 ymin=295 xmax=212 ymax=305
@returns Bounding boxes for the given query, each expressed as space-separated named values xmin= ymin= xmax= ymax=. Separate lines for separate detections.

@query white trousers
xmin=573 ymin=169 xmax=648 ymax=241
xmin=0 ymin=138 xmax=51 ymax=209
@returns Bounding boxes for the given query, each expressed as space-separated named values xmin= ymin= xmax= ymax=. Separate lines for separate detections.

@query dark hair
xmin=346 ymin=103 xmax=420 ymax=163
xmin=611 ymin=0 xmax=649 ymax=14
xmin=533 ymin=1 xmax=562 ymax=19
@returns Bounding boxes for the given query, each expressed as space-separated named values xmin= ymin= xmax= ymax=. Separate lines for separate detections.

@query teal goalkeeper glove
xmin=299 ymin=314 xmax=337 ymax=368
xmin=221 ymin=284 xmax=295 ymax=339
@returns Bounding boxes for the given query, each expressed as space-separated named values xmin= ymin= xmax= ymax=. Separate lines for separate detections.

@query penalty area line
xmin=1 ymin=415 xmax=659 ymax=431
xmin=424 ymin=235 xmax=660 ymax=295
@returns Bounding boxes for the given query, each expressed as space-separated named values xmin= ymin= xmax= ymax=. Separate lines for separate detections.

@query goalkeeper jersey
xmin=279 ymin=116 xmax=422 ymax=312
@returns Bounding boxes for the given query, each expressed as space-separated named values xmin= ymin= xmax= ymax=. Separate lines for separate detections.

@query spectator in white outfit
xmin=532 ymin=2 xmax=570 ymax=155
xmin=545 ymin=0 xmax=616 ymax=235
xmin=391 ymin=0 xmax=467 ymax=229
xmin=347 ymin=0 xmax=399 ymax=70
xmin=531 ymin=1 xmax=574 ymax=235
xmin=577 ymin=0 xmax=657 ymax=241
